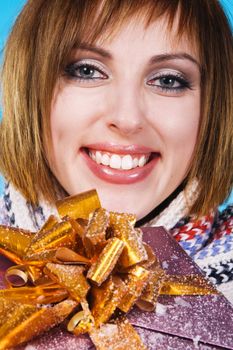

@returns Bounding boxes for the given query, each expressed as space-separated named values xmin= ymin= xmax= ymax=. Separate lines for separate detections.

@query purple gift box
xmin=129 ymin=227 xmax=233 ymax=350
xmin=0 ymin=227 xmax=233 ymax=350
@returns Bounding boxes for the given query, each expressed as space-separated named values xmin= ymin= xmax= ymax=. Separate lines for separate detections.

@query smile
xmin=88 ymin=150 xmax=150 ymax=170
xmin=81 ymin=144 xmax=160 ymax=185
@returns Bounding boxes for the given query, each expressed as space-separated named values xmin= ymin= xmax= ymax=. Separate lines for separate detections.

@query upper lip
xmin=84 ymin=143 xmax=157 ymax=155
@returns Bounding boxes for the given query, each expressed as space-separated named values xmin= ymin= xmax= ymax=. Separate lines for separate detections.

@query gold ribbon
xmin=0 ymin=189 xmax=217 ymax=350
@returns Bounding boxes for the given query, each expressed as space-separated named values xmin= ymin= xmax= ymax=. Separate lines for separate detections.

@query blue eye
xmin=147 ymin=73 xmax=191 ymax=93
xmin=78 ymin=65 xmax=96 ymax=78
xmin=159 ymin=76 xmax=181 ymax=88
xmin=64 ymin=62 xmax=107 ymax=81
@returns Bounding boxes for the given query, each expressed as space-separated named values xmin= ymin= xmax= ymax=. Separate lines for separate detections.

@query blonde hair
xmin=0 ymin=0 xmax=232 ymax=215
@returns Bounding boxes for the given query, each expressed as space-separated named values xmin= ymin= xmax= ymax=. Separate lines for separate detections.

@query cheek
xmin=148 ymin=94 xmax=200 ymax=152
xmin=50 ymin=88 xmax=103 ymax=143
xmin=174 ymin=97 xmax=200 ymax=153
xmin=167 ymin=112 xmax=199 ymax=152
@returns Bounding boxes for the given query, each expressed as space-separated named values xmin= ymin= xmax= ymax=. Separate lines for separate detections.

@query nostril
xmin=108 ymin=119 xmax=143 ymax=135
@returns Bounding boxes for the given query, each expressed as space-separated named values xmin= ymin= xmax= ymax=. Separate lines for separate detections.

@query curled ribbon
xmin=0 ymin=189 xmax=217 ymax=349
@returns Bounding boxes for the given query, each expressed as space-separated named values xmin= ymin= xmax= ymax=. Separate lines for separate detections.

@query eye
xmin=147 ymin=73 xmax=191 ymax=93
xmin=64 ymin=61 xmax=108 ymax=82
xmin=158 ymin=76 xmax=182 ymax=88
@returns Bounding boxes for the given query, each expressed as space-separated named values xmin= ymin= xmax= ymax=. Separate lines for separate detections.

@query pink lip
xmin=85 ymin=143 xmax=155 ymax=155
xmin=80 ymin=145 xmax=160 ymax=185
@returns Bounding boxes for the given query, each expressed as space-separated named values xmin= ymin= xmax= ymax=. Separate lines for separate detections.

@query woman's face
xmin=49 ymin=17 xmax=201 ymax=219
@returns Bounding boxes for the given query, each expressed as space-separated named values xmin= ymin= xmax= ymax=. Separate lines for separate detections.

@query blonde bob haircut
xmin=0 ymin=0 xmax=232 ymax=216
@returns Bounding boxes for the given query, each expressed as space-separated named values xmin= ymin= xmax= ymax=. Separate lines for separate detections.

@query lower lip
xmin=81 ymin=149 xmax=160 ymax=185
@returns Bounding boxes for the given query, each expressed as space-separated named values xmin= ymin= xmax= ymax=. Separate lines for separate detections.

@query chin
xmin=96 ymin=192 xmax=146 ymax=219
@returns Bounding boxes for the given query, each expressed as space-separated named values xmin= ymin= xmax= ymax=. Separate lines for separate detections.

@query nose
xmin=106 ymin=86 xmax=144 ymax=136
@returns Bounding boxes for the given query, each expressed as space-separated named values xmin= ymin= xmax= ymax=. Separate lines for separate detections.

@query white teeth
xmin=101 ymin=153 xmax=110 ymax=166
xmin=133 ymin=158 xmax=139 ymax=167
xmin=96 ymin=151 xmax=102 ymax=164
xmin=121 ymin=155 xmax=133 ymax=170
xmin=90 ymin=151 xmax=96 ymax=161
xmin=109 ymin=154 xmax=121 ymax=169
xmin=89 ymin=150 xmax=150 ymax=170
xmin=138 ymin=155 xmax=146 ymax=167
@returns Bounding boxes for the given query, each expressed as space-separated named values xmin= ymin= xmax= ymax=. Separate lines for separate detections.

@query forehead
xmin=92 ymin=16 xmax=199 ymax=61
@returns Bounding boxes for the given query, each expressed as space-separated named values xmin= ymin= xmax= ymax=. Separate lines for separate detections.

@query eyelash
xmin=64 ymin=62 xmax=192 ymax=93
xmin=147 ymin=72 xmax=192 ymax=92
xmin=64 ymin=61 xmax=107 ymax=83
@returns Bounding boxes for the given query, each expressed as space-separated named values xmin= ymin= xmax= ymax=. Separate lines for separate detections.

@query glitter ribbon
xmin=0 ymin=189 xmax=217 ymax=350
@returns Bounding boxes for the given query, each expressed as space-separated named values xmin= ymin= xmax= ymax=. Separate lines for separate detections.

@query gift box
xmin=0 ymin=226 xmax=233 ymax=350
xmin=129 ymin=227 xmax=233 ymax=350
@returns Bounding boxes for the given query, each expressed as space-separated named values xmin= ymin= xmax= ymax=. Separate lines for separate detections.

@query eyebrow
xmin=149 ymin=53 xmax=200 ymax=69
xmin=77 ymin=43 xmax=112 ymax=58
xmin=77 ymin=43 xmax=200 ymax=69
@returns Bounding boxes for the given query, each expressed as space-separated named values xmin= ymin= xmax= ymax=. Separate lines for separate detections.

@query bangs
xmin=51 ymin=0 xmax=200 ymax=67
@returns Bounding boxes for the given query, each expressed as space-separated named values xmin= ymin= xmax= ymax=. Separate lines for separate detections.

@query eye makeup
xmin=64 ymin=59 xmax=108 ymax=83
xmin=147 ymin=71 xmax=193 ymax=94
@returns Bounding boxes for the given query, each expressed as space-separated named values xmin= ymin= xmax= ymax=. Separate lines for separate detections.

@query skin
xmin=49 ymin=16 xmax=201 ymax=220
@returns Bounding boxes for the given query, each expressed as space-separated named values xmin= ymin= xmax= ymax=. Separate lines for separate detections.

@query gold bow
xmin=0 ymin=190 xmax=216 ymax=349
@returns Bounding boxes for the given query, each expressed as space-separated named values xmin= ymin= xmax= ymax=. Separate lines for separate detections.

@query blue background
xmin=0 ymin=0 xmax=232 ymax=208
